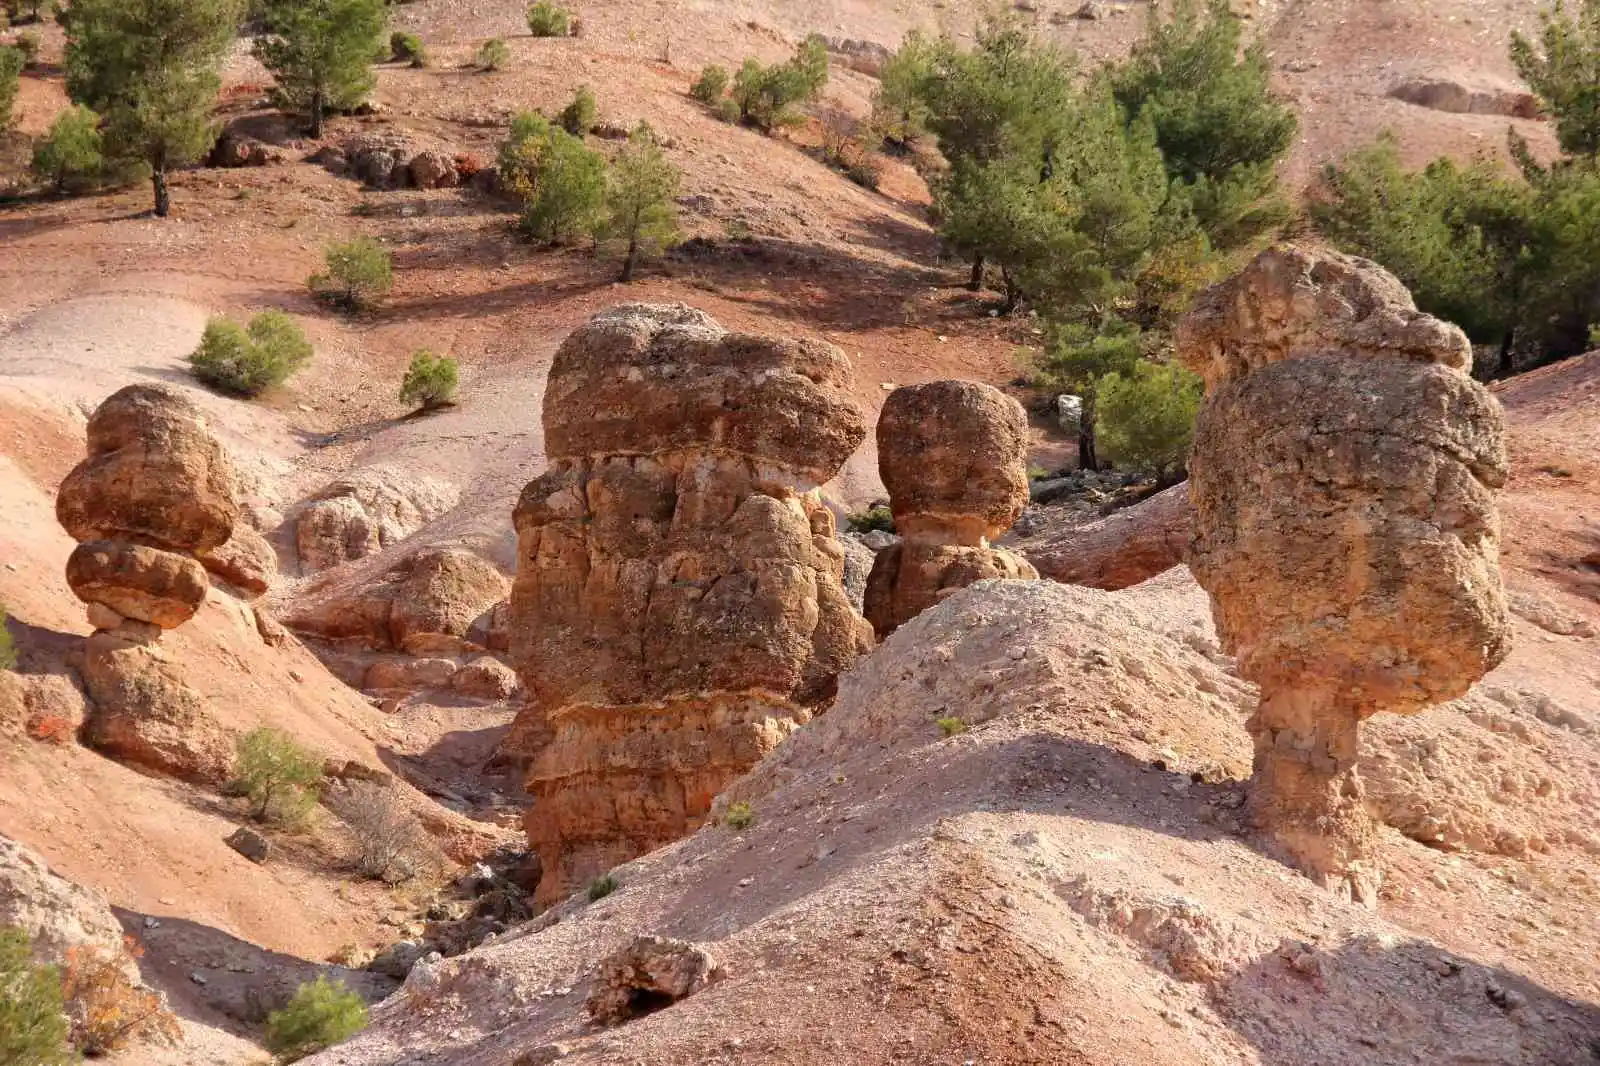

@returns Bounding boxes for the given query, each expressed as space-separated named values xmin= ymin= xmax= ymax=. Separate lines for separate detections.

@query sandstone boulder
xmin=451 ymin=656 xmax=521 ymax=701
xmin=408 ymin=150 xmax=460 ymax=189
xmin=1177 ymin=245 xmax=1511 ymax=902
xmin=587 ymin=936 xmax=721 ymax=1025
xmin=506 ymin=304 xmax=872 ymax=900
xmin=0 ymin=835 xmax=141 ymax=985
xmin=66 ymin=541 xmax=209 ymax=629
xmin=57 ymin=384 xmax=239 ymax=553
xmin=863 ymin=381 xmax=1038 ymax=637
xmin=391 ymin=549 xmax=510 ymax=651
xmin=80 ymin=628 xmax=231 ymax=783
xmin=294 ymin=471 xmax=459 ymax=573
xmin=287 ymin=547 xmax=508 ymax=652
xmin=197 ymin=523 xmax=278 ymax=598
xmin=1016 ymin=484 xmax=1191 ymax=590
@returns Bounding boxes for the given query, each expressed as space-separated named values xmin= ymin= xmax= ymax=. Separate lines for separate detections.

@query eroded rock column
xmin=506 ymin=304 xmax=873 ymax=900
xmin=863 ymin=381 xmax=1038 ymax=639
xmin=1176 ymin=246 xmax=1511 ymax=903
xmin=56 ymin=384 xmax=241 ymax=780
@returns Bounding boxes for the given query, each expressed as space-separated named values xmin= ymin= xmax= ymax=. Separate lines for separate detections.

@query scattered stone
xmin=451 ymin=656 xmax=521 ymax=701
xmin=196 ymin=524 xmax=278 ymax=598
xmin=225 ymin=827 xmax=271 ymax=864
xmin=409 ymin=150 xmax=461 ymax=188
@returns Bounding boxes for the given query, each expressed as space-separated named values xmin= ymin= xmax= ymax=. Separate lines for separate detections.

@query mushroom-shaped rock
xmin=1177 ymin=246 xmax=1510 ymax=903
xmin=505 ymin=304 xmax=872 ymax=901
xmin=66 ymin=541 xmax=210 ymax=629
xmin=57 ymin=384 xmax=239 ymax=553
xmin=863 ymin=381 xmax=1038 ymax=638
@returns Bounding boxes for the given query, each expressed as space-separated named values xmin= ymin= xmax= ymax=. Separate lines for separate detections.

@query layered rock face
xmin=863 ymin=381 xmax=1038 ymax=638
xmin=506 ymin=304 xmax=872 ymax=900
xmin=55 ymin=384 xmax=242 ymax=779
xmin=1177 ymin=246 xmax=1511 ymax=902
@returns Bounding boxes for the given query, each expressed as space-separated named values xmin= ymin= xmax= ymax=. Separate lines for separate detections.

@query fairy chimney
xmin=863 ymin=380 xmax=1038 ymax=638
xmin=1177 ymin=246 xmax=1511 ymax=903
xmin=505 ymin=304 xmax=873 ymax=901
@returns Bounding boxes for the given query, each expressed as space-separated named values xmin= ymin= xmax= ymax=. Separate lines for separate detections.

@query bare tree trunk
xmin=152 ymin=168 xmax=170 ymax=217
xmin=310 ymin=89 xmax=325 ymax=138
xmin=1077 ymin=394 xmax=1097 ymax=471
xmin=967 ymin=254 xmax=984 ymax=291
xmin=619 ymin=233 xmax=638 ymax=282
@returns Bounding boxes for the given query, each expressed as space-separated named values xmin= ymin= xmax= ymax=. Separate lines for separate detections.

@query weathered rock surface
xmin=1016 ymin=484 xmax=1191 ymax=589
xmin=505 ymin=304 xmax=872 ymax=901
xmin=80 ymin=628 xmax=231 ymax=783
xmin=1178 ymin=245 xmax=1511 ymax=901
xmin=287 ymin=547 xmax=507 ymax=653
xmin=0 ymin=834 xmax=141 ymax=985
xmin=863 ymin=381 xmax=1038 ymax=637
xmin=56 ymin=384 xmax=239 ymax=554
xmin=66 ymin=540 xmax=209 ymax=629
xmin=294 ymin=470 xmax=459 ymax=574
xmin=587 ymin=936 xmax=722 ymax=1024
xmin=451 ymin=656 xmax=521 ymax=701
xmin=196 ymin=523 xmax=278 ymax=597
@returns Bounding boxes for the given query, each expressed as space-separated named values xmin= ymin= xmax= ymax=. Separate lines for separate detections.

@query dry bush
xmin=61 ymin=937 xmax=180 ymax=1056
xmin=327 ymin=782 xmax=430 ymax=883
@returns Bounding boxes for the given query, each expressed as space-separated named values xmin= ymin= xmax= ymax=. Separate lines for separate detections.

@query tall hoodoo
xmin=55 ymin=384 xmax=244 ymax=781
xmin=863 ymin=380 xmax=1038 ymax=638
xmin=1177 ymin=246 xmax=1511 ymax=902
xmin=506 ymin=304 xmax=873 ymax=901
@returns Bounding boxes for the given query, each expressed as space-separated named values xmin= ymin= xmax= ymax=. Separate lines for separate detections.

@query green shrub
xmin=389 ymin=30 xmax=425 ymax=65
xmin=525 ymin=0 xmax=570 ymax=37
xmin=310 ymin=236 xmax=393 ymax=310
xmin=689 ymin=64 xmax=727 ymax=105
xmin=264 ymin=977 xmax=368 ymax=1062
xmin=231 ymin=726 xmax=324 ymax=826
xmin=496 ymin=109 xmax=550 ymax=186
xmin=0 ymin=603 xmax=15 ymax=671
xmin=844 ymin=154 xmax=881 ymax=191
xmin=508 ymin=126 xmax=607 ymax=245
xmin=32 ymin=104 xmax=105 ymax=193
xmin=586 ymin=873 xmax=617 ymax=901
xmin=711 ymin=96 xmax=739 ymax=124
xmin=1095 ymin=361 xmax=1202 ymax=487
xmin=0 ymin=46 xmax=20 ymax=130
xmin=14 ymin=30 xmax=39 ymax=66
xmin=189 ymin=311 xmax=313 ymax=398
xmin=730 ymin=35 xmax=828 ymax=132
xmin=722 ymin=801 xmax=753 ymax=830
xmin=936 ymin=716 xmax=968 ymax=737
xmin=398 ymin=350 xmax=458 ymax=410
xmin=845 ymin=505 xmax=894 ymax=534
xmin=0 ymin=925 xmax=71 ymax=1066
xmin=558 ymin=83 xmax=595 ymax=135
xmin=476 ymin=36 xmax=509 ymax=71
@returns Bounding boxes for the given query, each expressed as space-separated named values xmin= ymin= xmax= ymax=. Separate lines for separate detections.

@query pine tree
xmin=1110 ymin=0 xmax=1297 ymax=249
xmin=63 ymin=0 xmax=239 ymax=215
xmin=254 ymin=0 xmax=385 ymax=137
xmin=601 ymin=124 xmax=680 ymax=282
xmin=1511 ymin=0 xmax=1600 ymax=158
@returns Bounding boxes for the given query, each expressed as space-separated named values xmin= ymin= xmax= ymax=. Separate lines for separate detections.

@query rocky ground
xmin=0 ymin=0 xmax=1596 ymax=1061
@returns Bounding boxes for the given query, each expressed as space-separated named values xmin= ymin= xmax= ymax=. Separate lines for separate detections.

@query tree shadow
xmin=663 ymin=235 xmax=951 ymax=333
xmin=1217 ymin=934 xmax=1600 ymax=1065
xmin=112 ymin=907 xmax=397 ymax=1035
